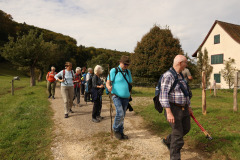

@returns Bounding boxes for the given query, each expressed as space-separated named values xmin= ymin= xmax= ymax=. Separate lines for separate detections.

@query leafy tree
xmin=130 ymin=25 xmax=183 ymax=82
xmin=221 ymin=58 xmax=236 ymax=89
xmin=87 ymin=49 xmax=130 ymax=76
xmin=197 ymin=48 xmax=213 ymax=87
xmin=1 ymin=29 xmax=57 ymax=86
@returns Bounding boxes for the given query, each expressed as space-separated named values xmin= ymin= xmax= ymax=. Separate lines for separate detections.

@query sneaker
xmin=69 ymin=109 xmax=74 ymax=113
xmin=48 ymin=95 xmax=52 ymax=98
xmin=162 ymin=138 xmax=170 ymax=150
xmin=52 ymin=96 xmax=55 ymax=99
xmin=114 ymin=131 xmax=122 ymax=140
xmin=92 ymin=118 xmax=100 ymax=123
xmin=121 ymin=133 xmax=129 ymax=139
xmin=65 ymin=114 xmax=69 ymax=118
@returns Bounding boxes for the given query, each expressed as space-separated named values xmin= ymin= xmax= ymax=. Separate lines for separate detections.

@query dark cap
xmin=119 ymin=55 xmax=131 ymax=65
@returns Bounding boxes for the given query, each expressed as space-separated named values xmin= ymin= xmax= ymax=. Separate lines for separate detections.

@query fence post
xmin=11 ymin=80 xmax=14 ymax=96
xmin=233 ymin=72 xmax=238 ymax=112
xmin=202 ymin=71 xmax=206 ymax=115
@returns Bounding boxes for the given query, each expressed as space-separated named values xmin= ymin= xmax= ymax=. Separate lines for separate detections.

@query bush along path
xmin=50 ymin=84 xmax=203 ymax=160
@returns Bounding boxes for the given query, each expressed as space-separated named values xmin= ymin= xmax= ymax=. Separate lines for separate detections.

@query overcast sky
xmin=1 ymin=0 xmax=240 ymax=56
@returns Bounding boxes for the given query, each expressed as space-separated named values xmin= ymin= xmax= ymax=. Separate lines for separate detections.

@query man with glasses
xmin=160 ymin=55 xmax=193 ymax=160
xmin=106 ymin=56 xmax=132 ymax=140
xmin=54 ymin=62 xmax=75 ymax=118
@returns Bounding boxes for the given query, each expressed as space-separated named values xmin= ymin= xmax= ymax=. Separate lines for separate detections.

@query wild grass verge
xmin=132 ymin=87 xmax=240 ymax=160
xmin=0 ymin=79 xmax=53 ymax=159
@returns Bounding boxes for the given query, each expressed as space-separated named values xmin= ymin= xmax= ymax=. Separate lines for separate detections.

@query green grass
xmin=0 ymin=62 xmax=30 ymax=96
xmin=0 ymin=63 xmax=53 ymax=159
xmin=132 ymin=87 xmax=240 ymax=160
xmin=131 ymin=87 xmax=155 ymax=97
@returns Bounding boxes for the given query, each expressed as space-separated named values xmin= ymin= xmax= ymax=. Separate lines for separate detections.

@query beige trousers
xmin=61 ymin=86 xmax=74 ymax=114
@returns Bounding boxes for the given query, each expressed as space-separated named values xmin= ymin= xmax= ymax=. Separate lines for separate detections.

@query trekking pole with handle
xmin=108 ymin=64 xmax=113 ymax=138
xmin=190 ymin=112 xmax=213 ymax=140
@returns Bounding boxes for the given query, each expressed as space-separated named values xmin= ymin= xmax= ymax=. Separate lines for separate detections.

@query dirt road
xmin=50 ymin=85 xmax=203 ymax=160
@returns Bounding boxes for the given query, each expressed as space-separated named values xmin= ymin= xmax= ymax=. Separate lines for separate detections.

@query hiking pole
xmin=108 ymin=64 xmax=113 ymax=138
xmin=190 ymin=112 xmax=213 ymax=140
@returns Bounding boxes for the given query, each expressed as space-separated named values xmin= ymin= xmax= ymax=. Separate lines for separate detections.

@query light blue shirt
xmin=107 ymin=66 xmax=132 ymax=98
xmin=54 ymin=70 xmax=74 ymax=87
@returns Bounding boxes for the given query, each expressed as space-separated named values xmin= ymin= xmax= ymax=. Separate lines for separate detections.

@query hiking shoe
xmin=52 ymin=96 xmax=55 ymax=99
xmin=65 ymin=114 xmax=69 ymax=118
xmin=114 ymin=131 xmax=123 ymax=140
xmin=96 ymin=116 xmax=104 ymax=120
xmin=121 ymin=133 xmax=129 ymax=139
xmin=162 ymin=138 xmax=170 ymax=150
xmin=69 ymin=109 xmax=74 ymax=113
xmin=92 ymin=118 xmax=100 ymax=123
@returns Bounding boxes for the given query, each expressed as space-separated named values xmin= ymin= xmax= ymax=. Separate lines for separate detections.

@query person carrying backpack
xmin=84 ymin=68 xmax=93 ymax=102
xmin=46 ymin=66 xmax=57 ymax=99
xmin=91 ymin=65 xmax=104 ymax=123
xmin=54 ymin=62 xmax=75 ymax=118
xmin=106 ymin=56 xmax=132 ymax=140
xmin=73 ymin=67 xmax=82 ymax=107
xmin=159 ymin=55 xmax=193 ymax=160
xmin=81 ymin=67 xmax=86 ymax=95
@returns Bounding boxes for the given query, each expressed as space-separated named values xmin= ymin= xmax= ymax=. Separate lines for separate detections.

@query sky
xmin=1 ymin=0 xmax=240 ymax=56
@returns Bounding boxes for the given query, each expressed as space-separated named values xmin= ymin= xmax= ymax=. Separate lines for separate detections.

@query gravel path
xmin=50 ymin=84 xmax=203 ymax=160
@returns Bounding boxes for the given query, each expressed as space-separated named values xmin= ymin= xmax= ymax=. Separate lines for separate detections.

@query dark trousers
xmin=164 ymin=104 xmax=191 ymax=160
xmin=84 ymin=92 xmax=91 ymax=102
xmin=92 ymin=96 xmax=102 ymax=119
xmin=81 ymin=84 xmax=85 ymax=95
xmin=73 ymin=87 xmax=80 ymax=104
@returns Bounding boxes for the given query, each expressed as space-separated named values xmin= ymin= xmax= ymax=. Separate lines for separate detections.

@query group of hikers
xmin=46 ymin=55 xmax=193 ymax=160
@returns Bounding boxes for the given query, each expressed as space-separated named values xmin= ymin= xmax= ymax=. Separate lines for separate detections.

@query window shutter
xmin=214 ymin=74 xmax=221 ymax=83
xmin=211 ymin=54 xmax=223 ymax=64
xmin=214 ymin=35 xmax=220 ymax=44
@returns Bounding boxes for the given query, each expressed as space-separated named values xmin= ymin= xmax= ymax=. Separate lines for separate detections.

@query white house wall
xmin=200 ymin=23 xmax=240 ymax=89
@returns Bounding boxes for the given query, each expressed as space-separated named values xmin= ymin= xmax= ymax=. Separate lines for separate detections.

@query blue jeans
xmin=112 ymin=95 xmax=129 ymax=133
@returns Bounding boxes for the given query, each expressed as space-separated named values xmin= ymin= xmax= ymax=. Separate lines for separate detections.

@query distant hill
xmin=0 ymin=10 xmax=130 ymax=73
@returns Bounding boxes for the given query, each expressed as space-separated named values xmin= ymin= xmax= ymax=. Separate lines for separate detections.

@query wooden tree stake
xmin=213 ymin=80 xmax=216 ymax=97
xmin=233 ymin=72 xmax=238 ymax=112
xmin=202 ymin=71 xmax=206 ymax=115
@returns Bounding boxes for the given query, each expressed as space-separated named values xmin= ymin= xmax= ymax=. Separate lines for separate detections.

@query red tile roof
xmin=192 ymin=20 xmax=240 ymax=57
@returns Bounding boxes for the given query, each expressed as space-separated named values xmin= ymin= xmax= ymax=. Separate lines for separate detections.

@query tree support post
xmin=213 ymin=80 xmax=217 ymax=97
xmin=233 ymin=72 xmax=238 ymax=112
xmin=202 ymin=71 xmax=206 ymax=115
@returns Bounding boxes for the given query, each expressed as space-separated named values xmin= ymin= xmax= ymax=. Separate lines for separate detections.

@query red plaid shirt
xmin=74 ymin=73 xmax=81 ymax=88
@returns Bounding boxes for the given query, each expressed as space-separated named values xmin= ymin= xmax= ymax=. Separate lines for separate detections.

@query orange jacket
xmin=47 ymin=71 xmax=57 ymax=82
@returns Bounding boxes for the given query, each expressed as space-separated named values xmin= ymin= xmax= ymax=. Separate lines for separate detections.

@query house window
xmin=211 ymin=54 xmax=223 ymax=64
xmin=214 ymin=34 xmax=220 ymax=44
xmin=214 ymin=74 xmax=221 ymax=83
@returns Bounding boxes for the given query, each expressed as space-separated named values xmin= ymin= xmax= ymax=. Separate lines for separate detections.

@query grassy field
xmin=131 ymin=87 xmax=240 ymax=160
xmin=0 ymin=63 xmax=53 ymax=159
xmin=0 ymin=62 xmax=30 ymax=96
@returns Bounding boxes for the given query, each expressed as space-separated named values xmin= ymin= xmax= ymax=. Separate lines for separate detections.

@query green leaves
xmin=1 ymin=29 xmax=57 ymax=86
xmin=221 ymin=57 xmax=236 ymax=89
xmin=130 ymin=25 xmax=183 ymax=82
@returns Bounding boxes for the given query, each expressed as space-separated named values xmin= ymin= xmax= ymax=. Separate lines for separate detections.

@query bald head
xmin=173 ymin=55 xmax=187 ymax=73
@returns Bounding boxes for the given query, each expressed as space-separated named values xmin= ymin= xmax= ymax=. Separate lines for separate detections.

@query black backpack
xmin=153 ymin=67 xmax=192 ymax=113
xmin=86 ymin=74 xmax=93 ymax=93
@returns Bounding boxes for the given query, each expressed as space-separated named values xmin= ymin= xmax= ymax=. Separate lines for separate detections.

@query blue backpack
xmin=153 ymin=67 xmax=192 ymax=113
